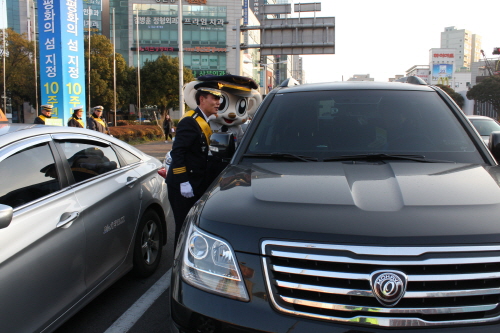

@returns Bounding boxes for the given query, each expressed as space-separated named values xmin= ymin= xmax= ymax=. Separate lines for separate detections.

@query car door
xmin=53 ymin=135 xmax=142 ymax=289
xmin=0 ymin=136 xmax=86 ymax=333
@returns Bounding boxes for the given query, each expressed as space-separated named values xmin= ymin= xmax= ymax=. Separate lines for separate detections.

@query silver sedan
xmin=0 ymin=123 xmax=171 ymax=333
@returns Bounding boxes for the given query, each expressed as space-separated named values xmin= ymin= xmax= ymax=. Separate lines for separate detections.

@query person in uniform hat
xmin=88 ymin=105 xmax=110 ymax=134
xmin=67 ymin=106 xmax=85 ymax=128
xmin=166 ymin=83 xmax=221 ymax=246
xmin=34 ymin=105 xmax=53 ymax=125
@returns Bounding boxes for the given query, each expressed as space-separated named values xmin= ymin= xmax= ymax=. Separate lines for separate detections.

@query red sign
xmin=433 ymin=53 xmax=454 ymax=58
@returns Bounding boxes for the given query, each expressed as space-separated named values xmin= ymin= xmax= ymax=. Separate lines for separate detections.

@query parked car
xmin=0 ymin=124 xmax=170 ymax=333
xmin=170 ymin=79 xmax=500 ymax=332
xmin=467 ymin=115 xmax=500 ymax=145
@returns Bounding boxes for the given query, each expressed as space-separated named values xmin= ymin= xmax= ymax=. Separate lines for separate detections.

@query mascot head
xmin=184 ymin=74 xmax=262 ymax=128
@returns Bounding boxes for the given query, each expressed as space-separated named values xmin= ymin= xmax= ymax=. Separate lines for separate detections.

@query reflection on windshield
xmin=246 ymin=90 xmax=483 ymax=164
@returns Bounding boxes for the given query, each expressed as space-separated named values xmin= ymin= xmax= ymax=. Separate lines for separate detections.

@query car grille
xmin=261 ymin=241 xmax=500 ymax=328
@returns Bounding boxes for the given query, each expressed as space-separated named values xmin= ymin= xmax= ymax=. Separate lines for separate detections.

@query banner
xmin=37 ymin=0 xmax=87 ymax=126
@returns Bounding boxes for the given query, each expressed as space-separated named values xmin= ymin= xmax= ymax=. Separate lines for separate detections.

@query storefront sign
xmin=192 ymin=70 xmax=227 ymax=77
xmin=131 ymin=46 xmax=227 ymax=53
xmin=243 ymin=0 xmax=248 ymax=25
xmin=154 ymin=0 xmax=207 ymax=3
xmin=433 ymin=53 xmax=454 ymax=58
xmin=135 ymin=16 xmax=225 ymax=26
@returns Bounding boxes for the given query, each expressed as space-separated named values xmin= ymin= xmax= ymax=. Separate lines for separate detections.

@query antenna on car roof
xmin=395 ymin=76 xmax=427 ymax=85
xmin=279 ymin=78 xmax=300 ymax=87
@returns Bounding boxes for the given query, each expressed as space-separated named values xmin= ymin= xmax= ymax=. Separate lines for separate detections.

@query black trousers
xmin=167 ymin=183 xmax=200 ymax=247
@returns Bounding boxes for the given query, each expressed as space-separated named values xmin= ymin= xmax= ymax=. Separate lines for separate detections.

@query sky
xmin=298 ymin=0 xmax=499 ymax=83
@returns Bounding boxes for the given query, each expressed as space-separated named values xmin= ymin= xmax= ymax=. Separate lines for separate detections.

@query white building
xmin=440 ymin=26 xmax=481 ymax=70
xmin=347 ymin=74 xmax=374 ymax=82
xmin=405 ymin=65 xmax=429 ymax=83
xmin=429 ymin=48 xmax=456 ymax=86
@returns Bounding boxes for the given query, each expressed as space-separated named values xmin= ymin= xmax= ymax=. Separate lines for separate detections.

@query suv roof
xmin=274 ymin=81 xmax=435 ymax=93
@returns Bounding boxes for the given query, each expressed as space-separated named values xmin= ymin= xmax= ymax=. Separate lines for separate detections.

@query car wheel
xmin=133 ymin=210 xmax=163 ymax=277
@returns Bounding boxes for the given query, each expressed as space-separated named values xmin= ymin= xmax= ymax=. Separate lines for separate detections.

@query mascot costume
xmin=183 ymin=74 xmax=262 ymax=186
xmin=184 ymin=74 xmax=262 ymax=142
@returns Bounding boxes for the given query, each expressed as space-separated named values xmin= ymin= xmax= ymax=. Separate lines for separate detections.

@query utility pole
xmin=178 ymin=0 xmax=184 ymax=117
xmin=113 ymin=8 xmax=117 ymax=126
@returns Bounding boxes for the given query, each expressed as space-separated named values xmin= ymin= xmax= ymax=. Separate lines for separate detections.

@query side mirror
xmin=0 ymin=204 xmax=13 ymax=229
xmin=488 ymin=132 xmax=500 ymax=162
xmin=209 ymin=132 xmax=236 ymax=160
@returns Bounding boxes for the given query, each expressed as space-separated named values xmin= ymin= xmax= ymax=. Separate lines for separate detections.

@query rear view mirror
xmin=488 ymin=132 xmax=500 ymax=162
xmin=0 ymin=204 xmax=13 ymax=229
xmin=209 ymin=132 xmax=236 ymax=160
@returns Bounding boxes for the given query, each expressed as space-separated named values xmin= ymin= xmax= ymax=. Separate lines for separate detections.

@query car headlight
xmin=181 ymin=222 xmax=249 ymax=301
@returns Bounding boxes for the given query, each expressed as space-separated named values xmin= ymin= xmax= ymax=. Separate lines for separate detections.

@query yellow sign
xmin=45 ymin=118 xmax=64 ymax=126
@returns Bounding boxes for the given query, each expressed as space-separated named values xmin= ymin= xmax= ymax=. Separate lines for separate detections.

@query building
xmin=347 ymin=74 xmax=374 ymax=82
xmin=429 ymin=48 xmax=456 ymax=86
xmin=405 ymin=65 xmax=429 ymax=83
xmin=440 ymin=26 xmax=481 ymax=70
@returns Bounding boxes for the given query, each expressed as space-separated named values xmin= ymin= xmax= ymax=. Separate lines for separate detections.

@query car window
xmin=0 ymin=143 xmax=61 ymax=209
xmin=246 ymin=90 xmax=484 ymax=164
xmin=113 ymin=145 xmax=141 ymax=165
xmin=56 ymin=140 xmax=120 ymax=183
xmin=470 ymin=119 xmax=500 ymax=136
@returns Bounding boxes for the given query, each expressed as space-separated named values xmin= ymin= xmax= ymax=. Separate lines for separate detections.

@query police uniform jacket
xmin=88 ymin=114 xmax=110 ymax=134
xmin=34 ymin=115 xmax=48 ymax=125
xmin=166 ymin=107 xmax=213 ymax=196
xmin=68 ymin=116 xmax=85 ymax=128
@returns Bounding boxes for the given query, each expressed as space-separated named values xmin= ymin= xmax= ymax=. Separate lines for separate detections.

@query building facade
xmin=405 ymin=65 xmax=429 ymax=83
xmin=440 ymin=26 xmax=481 ymax=70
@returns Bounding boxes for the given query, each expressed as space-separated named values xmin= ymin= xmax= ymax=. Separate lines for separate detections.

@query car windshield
xmin=245 ymin=89 xmax=484 ymax=164
xmin=469 ymin=118 xmax=500 ymax=136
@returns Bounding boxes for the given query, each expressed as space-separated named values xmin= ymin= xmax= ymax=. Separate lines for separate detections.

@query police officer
xmin=68 ymin=106 xmax=85 ymax=128
xmin=166 ymin=84 xmax=221 ymax=245
xmin=34 ymin=105 xmax=53 ymax=124
xmin=88 ymin=105 xmax=110 ymax=134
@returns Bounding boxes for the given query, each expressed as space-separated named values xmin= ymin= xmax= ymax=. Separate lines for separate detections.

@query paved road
xmin=134 ymin=140 xmax=172 ymax=162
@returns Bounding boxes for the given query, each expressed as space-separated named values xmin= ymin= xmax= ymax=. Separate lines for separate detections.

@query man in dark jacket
xmin=166 ymin=85 xmax=221 ymax=245
xmin=34 ymin=105 xmax=53 ymax=124
xmin=88 ymin=106 xmax=110 ymax=134
xmin=68 ymin=106 xmax=85 ymax=128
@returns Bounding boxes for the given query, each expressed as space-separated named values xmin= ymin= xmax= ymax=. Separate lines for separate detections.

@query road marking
xmin=104 ymin=269 xmax=171 ymax=333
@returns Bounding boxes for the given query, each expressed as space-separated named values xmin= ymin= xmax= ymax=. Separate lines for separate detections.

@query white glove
xmin=180 ymin=181 xmax=194 ymax=198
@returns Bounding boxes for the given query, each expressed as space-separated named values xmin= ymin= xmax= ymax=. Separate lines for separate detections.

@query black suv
xmin=170 ymin=79 xmax=500 ymax=332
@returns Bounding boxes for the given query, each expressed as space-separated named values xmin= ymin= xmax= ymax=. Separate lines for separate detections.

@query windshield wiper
xmin=243 ymin=153 xmax=318 ymax=162
xmin=323 ymin=153 xmax=453 ymax=163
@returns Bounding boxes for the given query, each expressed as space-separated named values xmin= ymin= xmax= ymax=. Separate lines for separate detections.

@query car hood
xmin=199 ymin=162 xmax=500 ymax=253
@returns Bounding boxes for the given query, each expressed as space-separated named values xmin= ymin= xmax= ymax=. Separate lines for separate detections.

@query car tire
xmin=133 ymin=210 xmax=163 ymax=277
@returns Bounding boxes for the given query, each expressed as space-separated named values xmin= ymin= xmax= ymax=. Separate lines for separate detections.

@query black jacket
xmin=166 ymin=108 xmax=212 ymax=196
xmin=88 ymin=114 xmax=109 ymax=134
xmin=68 ymin=117 xmax=84 ymax=128
xmin=34 ymin=115 xmax=47 ymax=125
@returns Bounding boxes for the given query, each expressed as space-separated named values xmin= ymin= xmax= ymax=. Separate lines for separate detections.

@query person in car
xmin=88 ymin=106 xmax=110 ymax=134
xmin=34 ymin=105 xmax=53 ymax=125
xmin=67 ymin=106 xmax=85 ymax=128
xmin=166 ymin=83 xmax=220 ymax=246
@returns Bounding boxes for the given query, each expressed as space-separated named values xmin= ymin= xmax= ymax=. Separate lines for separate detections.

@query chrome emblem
xmin=370 ymin=270 xmax=407 ymax=307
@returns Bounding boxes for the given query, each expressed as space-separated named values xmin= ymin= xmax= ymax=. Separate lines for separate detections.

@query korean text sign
xmin=37 ymin=0 xmax=86 ymax=126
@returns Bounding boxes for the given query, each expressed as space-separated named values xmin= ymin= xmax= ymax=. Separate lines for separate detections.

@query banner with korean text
xmin=37 ymin=0 xmax=86 ymax=126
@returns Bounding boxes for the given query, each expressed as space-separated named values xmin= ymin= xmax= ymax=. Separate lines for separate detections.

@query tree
xmin=0 ymin=28 xmax=37 ymax=111
xmin=466 ymin=76 xmax=500 ymax=117
xmin=436 ymin=84 xmax=465 ymax=109
xmin=84 ymin=34 xmax=135 ymax=112
xmin=140 ymin=55 xmax=194 ymax=113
